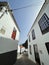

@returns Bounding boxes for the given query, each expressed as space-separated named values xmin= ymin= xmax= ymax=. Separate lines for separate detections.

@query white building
xmin=0 ymin=2 xmax=20 ymax=65
xmin=28 ymin=0 xmax=49 ymax=65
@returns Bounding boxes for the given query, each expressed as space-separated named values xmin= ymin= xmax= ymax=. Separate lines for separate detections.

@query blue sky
xmin=0 ymin=0 xmax=45 ymax=44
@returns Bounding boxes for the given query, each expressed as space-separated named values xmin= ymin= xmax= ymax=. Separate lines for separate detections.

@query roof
xmin=28 ymin=0 xmax=49 ymax=36
xmin=0 ymin=2 xmax=8 ymax=6
xmin=0 ymin=1 xmax=20 ymax=32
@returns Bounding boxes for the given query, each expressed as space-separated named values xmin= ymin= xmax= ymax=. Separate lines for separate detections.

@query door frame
xmin=33 ymin=44 xmax=41 ymax=65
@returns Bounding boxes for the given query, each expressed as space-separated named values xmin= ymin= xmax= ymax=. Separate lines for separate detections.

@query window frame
xmin=32 ymin=29 xmax=36 ymax=40
xmin=11 ymin=27 xmax=16 ymax=40
xmin=38 ymin=13 xmax=49 ymax=34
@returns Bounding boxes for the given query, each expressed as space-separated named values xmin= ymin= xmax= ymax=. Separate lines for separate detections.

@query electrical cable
xmin=8 ymin=3 xmax=42 ymax=11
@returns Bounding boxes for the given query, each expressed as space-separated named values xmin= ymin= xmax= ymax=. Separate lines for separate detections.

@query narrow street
xmin=14 ymin=54 xmax=37 ymax=65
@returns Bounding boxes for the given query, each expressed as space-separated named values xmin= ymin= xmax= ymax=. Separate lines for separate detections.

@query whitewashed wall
xmin=0 ymin=7 xmax=20 ymax=54
xmin=0 ymin=37 xmax=18 ymax=54
xmin=0 ymin=7 xmax=20 ymax=41
xmin=28 ymin=1 xmax=49 ymax=65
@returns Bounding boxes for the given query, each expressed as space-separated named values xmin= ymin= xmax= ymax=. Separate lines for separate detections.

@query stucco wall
xmin=0 ymin=7 xmax=20 ymax=54
xmin=28 ymin=2 xmax=49 ymax=65
xmin=0 ymin=37 xmax=18 ymax=54
xmin=0 ymin=7 xmax=20 ymax=41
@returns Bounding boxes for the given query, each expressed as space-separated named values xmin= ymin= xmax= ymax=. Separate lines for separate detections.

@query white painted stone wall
xmin=0 ymin=6 xmax=20 ymax=54
xmin=0 ymin=7 xmax=20 ymax=41
xmin=0 ymin=37 xmax=18 ymax=54
xmin=28 ymin=1 xmax=49 ymax=65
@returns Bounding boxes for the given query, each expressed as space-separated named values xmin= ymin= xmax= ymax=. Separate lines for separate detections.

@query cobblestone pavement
xmin=14 ymin=54 xmax=37 ymax=65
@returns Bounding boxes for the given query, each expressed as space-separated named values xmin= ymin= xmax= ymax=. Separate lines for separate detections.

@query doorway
xmin=33 ymin=44 xmax=41 ymax=65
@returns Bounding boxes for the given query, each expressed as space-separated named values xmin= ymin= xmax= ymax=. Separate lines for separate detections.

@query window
xmin=45 ymin=42 xmax=49 ymax=54
xmin=38 ymin=13 xmax=49 ymax=34
xmin=29 ymin=45 xmax=32 ymax=54
xmin=11 ymin=27 xmax=16 ymax=40
xmin=32 ymin=29 xmax=36 ymax=40
xmin=29 ymin=35 xmax=31 ymax=42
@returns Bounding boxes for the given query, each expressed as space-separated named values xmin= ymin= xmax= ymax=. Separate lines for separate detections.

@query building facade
xmin=28 ymin=0 xmax=49 ymax=65
xmin=0 ymin=2 xmax=20 ymax=65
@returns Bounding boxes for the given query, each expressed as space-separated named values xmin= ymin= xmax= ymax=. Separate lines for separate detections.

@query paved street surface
xmin=14 ymin=54 xmax=37 ymax=65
